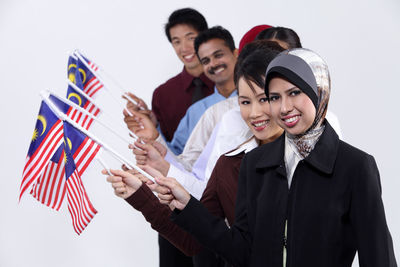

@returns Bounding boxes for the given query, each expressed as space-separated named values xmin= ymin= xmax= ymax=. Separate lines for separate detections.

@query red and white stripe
xmin=67 ymin=169 xmax=97 ymax=235
xmin=84 ymin=77 xmax=103 ymax=99
xmin=30 ymin=136 xmax=101 ymax=211
xmin=20 ymin=121 xmax=64 ymax=200
xmin=88 ymin=61 xmax=99 ymax=72
xmin=67 ymin=102 xmax=101 ymax=130
xmin=30 ymin=154 xmax=66 ymax=211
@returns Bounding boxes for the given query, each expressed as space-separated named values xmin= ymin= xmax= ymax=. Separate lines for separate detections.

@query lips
xmin=251 ymin=120 xmax=269 ymax=131
xmin=209 ymin=64 xmax=227 ymax=75
xmin=282 ymin=115 xmax=300 ymax=127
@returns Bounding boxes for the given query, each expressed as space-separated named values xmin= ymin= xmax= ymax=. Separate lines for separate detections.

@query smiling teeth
xmin=214 ymin=67 xmax=225 ymax=74
xmin=184 ymin=54 xmax=194 ymax=59
xmin=284 ymin=116 xmax=299 ymax=123
xmin=253 ymin=121 xmax=267 ymax=127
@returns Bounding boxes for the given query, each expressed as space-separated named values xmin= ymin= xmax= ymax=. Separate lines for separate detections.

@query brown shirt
xmin=125 ymin=153 xmax=244 ymax=256
xmin=151 ymin=67 xmax=214 ymax=141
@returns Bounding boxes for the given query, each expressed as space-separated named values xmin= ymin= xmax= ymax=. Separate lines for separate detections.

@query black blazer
xmin=172 ymin=121 xmax=397 ymax=267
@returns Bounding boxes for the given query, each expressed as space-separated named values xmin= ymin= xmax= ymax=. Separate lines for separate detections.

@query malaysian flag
xmin=63 ymin=120 xmax=101 ymax=234
xmin=65 ymin=83 xmax=101 ymax=130
xmin=20 ymin=101 xmax=64 ymax=200
xmin=68 ymin=54 xmax=103 ymax=98
xmin=30 ymin=146 xmax=66 ymax=210
xmin=30 ymin=93 xmax=101 ymax=209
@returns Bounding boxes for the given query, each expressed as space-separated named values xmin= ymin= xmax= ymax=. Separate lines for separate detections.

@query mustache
xmin=208 ymin=64 xmax=227 ymax=75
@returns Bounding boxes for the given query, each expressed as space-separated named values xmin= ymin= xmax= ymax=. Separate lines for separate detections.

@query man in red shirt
xmin=124 ymin=8 xmax=214 ymax=142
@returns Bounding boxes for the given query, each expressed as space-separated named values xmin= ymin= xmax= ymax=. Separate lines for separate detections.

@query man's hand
xmin=123 ymin=109 xmax=159 ymax=141
xmin=123 ymin=92 xmax=157 ymax=126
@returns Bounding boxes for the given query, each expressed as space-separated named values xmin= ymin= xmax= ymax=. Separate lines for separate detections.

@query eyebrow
xmin=185 ymin=32 xmax=196 ymax=37
xmin=212 ymin=49 xmax=223 ymax=55
xmin=270 ymin=86 xmax=298 ymax=94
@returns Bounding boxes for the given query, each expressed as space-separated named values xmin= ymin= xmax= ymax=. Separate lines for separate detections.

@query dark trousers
xmin=159 ymin=234 xmax=193 ymax=267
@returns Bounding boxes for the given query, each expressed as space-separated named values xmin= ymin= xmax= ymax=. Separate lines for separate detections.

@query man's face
xmin=169 ymin=24 xmax=201 ymax=70
xmin=197 ymin=38 xmax=237 ymax=86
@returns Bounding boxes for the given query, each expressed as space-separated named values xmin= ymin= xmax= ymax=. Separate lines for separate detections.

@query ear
xmin=233 ymin=48 xmax=239 ymax=58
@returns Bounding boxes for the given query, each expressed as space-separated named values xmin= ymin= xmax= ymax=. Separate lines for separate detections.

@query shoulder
xmin=337 ymin=139 xmax=374 ymax=164
xmin=213 ymin=153 xmax=244 ymax=177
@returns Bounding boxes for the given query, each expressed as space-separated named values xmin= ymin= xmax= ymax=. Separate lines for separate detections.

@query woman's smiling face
xmin=238 ymin=77 xmax=283 ymax=144
xmin=268 ymin=77 xmax=316 ymax=136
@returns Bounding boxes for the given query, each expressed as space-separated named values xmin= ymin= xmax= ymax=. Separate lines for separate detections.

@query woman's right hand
xmin=155 ymin=176 xmax=191 ymax=211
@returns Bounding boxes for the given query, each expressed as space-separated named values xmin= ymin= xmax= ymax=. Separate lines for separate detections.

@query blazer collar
xmin=303 ymin=120 xmax=339 ymax=174
xmin=255 ymin=120 xmax=339 ymax=175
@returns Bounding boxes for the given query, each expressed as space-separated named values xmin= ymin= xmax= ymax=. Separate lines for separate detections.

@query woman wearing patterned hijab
xmin=153 ymin=48 xmax=397 ymax=267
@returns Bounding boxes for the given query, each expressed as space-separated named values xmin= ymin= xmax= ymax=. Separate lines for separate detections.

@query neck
xmin=259 ymin=128 xmax=284 ymax=145
xmin=185 ymin=64 xmax=204 ymax=77
xmin=215 ymin=79 xmax=236 ymax=98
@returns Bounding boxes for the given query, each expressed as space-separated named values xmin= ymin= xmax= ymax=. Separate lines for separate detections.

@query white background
xmin=0 ymin=0 xmax=399 ymax=266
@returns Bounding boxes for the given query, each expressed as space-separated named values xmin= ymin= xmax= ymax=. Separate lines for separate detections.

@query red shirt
xmin=151 ymin=67 xmax=214 ymax=141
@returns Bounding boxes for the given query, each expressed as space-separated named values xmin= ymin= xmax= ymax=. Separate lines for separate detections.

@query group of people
xmin=101 ymin=7 xmax=397 ymax=267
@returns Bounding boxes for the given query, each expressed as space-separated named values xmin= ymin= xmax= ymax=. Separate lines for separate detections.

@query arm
xmin=103 ymin=167 xmax=205 ymax=256
xmin=159 ymin=155 xmax=253 ymax=267
xmin=350 ymin=155 xmax=397 ymax=266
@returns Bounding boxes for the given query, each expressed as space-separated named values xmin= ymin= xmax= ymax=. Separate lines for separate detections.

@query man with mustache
xmin=130 ymin=26 xmax=238 ymax=156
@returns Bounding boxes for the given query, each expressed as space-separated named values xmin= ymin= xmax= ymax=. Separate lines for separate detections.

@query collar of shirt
xmin=225 ymin=136 xmax=258 ymax=156
xmin=213 ymin=86 xmax=238 ymax=99
xmin=180 ymin=67 xmax=214 ymax=92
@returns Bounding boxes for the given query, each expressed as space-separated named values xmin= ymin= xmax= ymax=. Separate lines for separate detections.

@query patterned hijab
xmin=265 ymin=48 xmax=331 ymax=158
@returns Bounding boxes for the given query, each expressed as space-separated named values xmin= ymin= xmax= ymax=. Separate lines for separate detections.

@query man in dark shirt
xmin=123 ymin=8 xmax=213 ymax=267
xmin=124 ymin=8 xmax=214 ymax=142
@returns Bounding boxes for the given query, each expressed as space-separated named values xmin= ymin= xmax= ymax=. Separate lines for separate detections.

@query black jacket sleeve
xmin=171 ymin=154 xmax=253 ymax=267
xmin=350 ymin=154 xmax=397 ymax=267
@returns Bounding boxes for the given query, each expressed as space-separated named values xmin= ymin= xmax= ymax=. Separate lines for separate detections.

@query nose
xmin=181 ymin=39 xmax=192 ymax=53
xmin=250 ymin=102 xmax=263 ymax=119
xmin=280 ymin=96 xmax=293 ymax=115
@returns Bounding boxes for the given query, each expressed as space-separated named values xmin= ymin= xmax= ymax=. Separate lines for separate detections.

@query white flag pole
xmin=72 ymin=51 xmax=135 ymax=116
xmin=65 ymin=82 xmax=140 ymax=141
xmin=41 ymin=91 xmax=155 ymax=183
xmin=75 ymin=49 xmax=141 ymax=108
xmin=96 ymin=155 xmax=112 ymax=176
xmin=47 ymin=90 xmax=134 ymax=146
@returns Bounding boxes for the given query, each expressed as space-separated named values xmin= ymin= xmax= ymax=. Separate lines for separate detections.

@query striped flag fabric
xmin=65 ymin=83 xmax=101 ymax=130
xmin=20 ymin=101 xmax=64 ymax=200
xmin=63 ymin=120 xmax=101 ymax=234
xmin=30 ymin=147 xmax=66 ymax=210
xmin=68 ymin=55 xmax=104 ymax=99
xmin=30 ymin=92 xmax=101 ymax=209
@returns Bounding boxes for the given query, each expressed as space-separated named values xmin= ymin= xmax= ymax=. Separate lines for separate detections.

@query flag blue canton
xmin=63 ymin=121 xmax=86 ymax=178
xmin=28 ymin=101 xmax=60 ymax=157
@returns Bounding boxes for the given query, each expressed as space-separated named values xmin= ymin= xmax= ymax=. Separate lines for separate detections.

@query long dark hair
xmin=234 ymin=40 xmax=284 ymax=93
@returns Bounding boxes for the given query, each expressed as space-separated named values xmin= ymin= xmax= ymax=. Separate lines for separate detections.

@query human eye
xmin=200 ymin=58 xmax=209 ymax=65
xmin=172 ymin=40 xmax=180 ymax=46
xmin=289 ymin=89 xmax=302 ymax=96
xmin=268 ymin=95 xmax=279 ymax=102
xmin=215 ymin=52 xmax=224 ymax=59
xmin=240 ymin=100 xmax=250 ymax=105
xmin=260 ymin=97 xmax=268 ymax=103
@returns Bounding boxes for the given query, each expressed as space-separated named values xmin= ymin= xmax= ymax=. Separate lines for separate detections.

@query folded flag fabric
xmin=63 ymin=120 xmax=101 ymax=234
xmin=20 ymin=101 xmax=64 ymax=200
